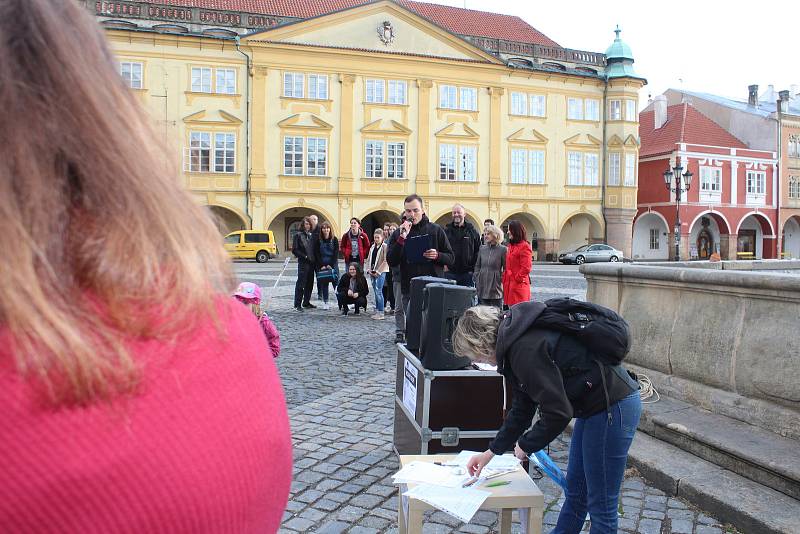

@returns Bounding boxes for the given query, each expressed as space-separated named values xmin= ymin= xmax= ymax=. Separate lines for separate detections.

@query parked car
xmin=559 ymin=244 xmax=623 ymax=265
xmin=224 ymin=230 xmax=277 ymax=263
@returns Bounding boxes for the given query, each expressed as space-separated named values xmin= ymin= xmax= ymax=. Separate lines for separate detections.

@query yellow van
xmin=224 ymin=230 xmax=278 ymax=263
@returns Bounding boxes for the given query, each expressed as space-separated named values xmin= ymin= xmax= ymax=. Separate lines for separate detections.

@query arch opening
xmin=359 ymin=210 xmax=402 ymax=240
xmin=267 ymin=207 xmax=328 ymax=254
xmin=632 ymin=213 xmax=669 ymax=261
xmin=206 ymin=205 xmax=247 ymax=235
xmin=737 ymin=213 xmax=774 ymax=259
xmin=559 ymin=213 xmax=603 ymax=253
xmin=782 ymin=216 xmax=800 ymax=259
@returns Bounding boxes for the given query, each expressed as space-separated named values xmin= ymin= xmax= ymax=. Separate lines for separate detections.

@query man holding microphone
xmin=387 ymin=194 xmax=454 ymax=342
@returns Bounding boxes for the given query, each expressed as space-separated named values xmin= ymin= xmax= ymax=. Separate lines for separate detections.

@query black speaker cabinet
xmin=406 ymin=276 xmax=454 ymax=351
xmin=420 ymin=283 xmax=475 ymax=370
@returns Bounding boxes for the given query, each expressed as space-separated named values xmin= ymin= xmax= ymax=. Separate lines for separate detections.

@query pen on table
xmin=484 ymin=468 xmax=517 ymax=480
xmin=486 ymin=480 xmax=511 ymax=488
xmin=462 ymin=477 xmax=478 ymax=488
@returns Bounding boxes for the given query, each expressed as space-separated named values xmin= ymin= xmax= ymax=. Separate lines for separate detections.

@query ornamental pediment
xmin=507 ymin=128 xmax=548 ymax=144
xmin=360 ymin=119 xmax=412 ymax=135
xmin=564 ymin=133 xmax=602 ymax=147
xmin=182 ymin=109 xmax=242 ymax=125
xmin=435 ymin=122 xmax=480 ymax=140
xmin=277 ymin=113 xmax=333 ymax=131
xmin=243 ymin=0 xmax=500 ymax=64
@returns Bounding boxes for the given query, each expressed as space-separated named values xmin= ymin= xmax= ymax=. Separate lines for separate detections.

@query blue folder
xmin=405 ymin=234 xmax=432 ymax=264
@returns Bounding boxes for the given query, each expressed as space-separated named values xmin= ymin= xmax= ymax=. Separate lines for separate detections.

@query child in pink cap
xmin=233 ymin=282 xmax=281 ymax=358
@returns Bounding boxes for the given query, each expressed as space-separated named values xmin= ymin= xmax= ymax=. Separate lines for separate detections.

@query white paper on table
xmin=449 ymin=450 xmax=521 ymax=471
xmin=403 ymin=484 xmax=491 ymax=523
xmin=392 ymin=461 xmax=468 ymax=487
xmin=472 ymin=362 xmax=498 ymax=372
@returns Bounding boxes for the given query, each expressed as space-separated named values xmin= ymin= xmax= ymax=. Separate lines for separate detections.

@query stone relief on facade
xmin=377 ymin=20 xmax=395 ymax=46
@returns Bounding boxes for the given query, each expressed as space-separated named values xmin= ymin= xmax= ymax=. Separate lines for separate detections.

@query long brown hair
xmin=0 ymin=0 xmax=233 ymax=404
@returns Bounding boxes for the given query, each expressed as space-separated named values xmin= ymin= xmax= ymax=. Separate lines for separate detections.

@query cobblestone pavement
xmin=235 ymin=259 xmax=736 ymax=534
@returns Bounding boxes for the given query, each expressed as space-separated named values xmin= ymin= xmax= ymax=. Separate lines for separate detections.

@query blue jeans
xmin=551 ymin=391 xmax=642 ymax=534
xmin=371 ymin=273 xmax=386 ymax=312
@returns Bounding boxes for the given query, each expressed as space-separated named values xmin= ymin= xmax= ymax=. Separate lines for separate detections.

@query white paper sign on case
xmin=402 ymin=359 xmax=417 ymax=417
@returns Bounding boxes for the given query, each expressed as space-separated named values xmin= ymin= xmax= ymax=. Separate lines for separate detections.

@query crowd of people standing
xmin=290 ymin=197 xmax=536 ymax=338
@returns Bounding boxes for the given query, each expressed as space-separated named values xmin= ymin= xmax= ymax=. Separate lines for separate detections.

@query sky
xmin=433 ymin=0 xmax=798 ymax=108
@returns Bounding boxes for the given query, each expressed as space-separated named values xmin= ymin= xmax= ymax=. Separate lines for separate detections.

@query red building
xmin=633 ymin=97 xmax=778 ymax=260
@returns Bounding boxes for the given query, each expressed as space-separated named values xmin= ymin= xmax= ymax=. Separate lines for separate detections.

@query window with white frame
xmin=283 ymin=136 xmax=304 ymax=175
xmin=387 ymin=142 xmax=405 ymax=178
xmin=511 ymin=92 xmax=545 ymax=117
xmin=789 ymin=135 xmax=800 ymax=158
xmin=585 ymin=99 xmax=600 ymax=121
xmin=511 ymin=149 xmax=527 ymax=183
xmin=626 ymin=100 xmax=637 ymax=121
xmin=366 ymin=79 xmax=385 ymax=103
xmin=567 ymin=98 xmax=583 ymax=120
xmin=459 ymin=146 xmax=477 ymax=180
xmin=439 ymin=144 xmax=456 ymax=180
xmin=584 ymin=153 xmax=599 ymax=185
xmin=365 ymin=141 xmax=384 ymax=178
xmin=789 ymin=176 xmax=800 ymax=199
xmin=216 ymin=68 xmax=236 ymax=94
xmin=511 ymin=92 xmax=527 ymax=116
xmin=530 ymin=95 xmax=546 ymax=117
xmin=747 ymin=170 xmax=766 ymax=195
xmin=188 ymin=132 xmax=211 ymax=172
xmin=700 ymin=166 xmax=722 ymax=193
xmin=608 ymin=153 xmax=621 ymax=185
xmin=625 ymin=153 xmax=636 ymax=186
xmin=608 ymin=100 xmax=622 ymax=120
xmin=439 ymin=144 xmax=476 ymax=181
xmin=283 ymin=72 xmax=304 ymax=98
xmin=306 ymin=137 xmax=327 ymax=176
xmin=439 ymin=85 xmax=477 ymax=110
xmin=213 ymin=133 xmax=235 ymax=173
xmin=439 ymin=85 xmax=457 ymax=109
xmin=649 ymin=228 xmax=660 ymax=250
xmin=308 ymin=74 xmax=328 ymax=100
xmin=511 ymin=148 xmax=545 ymax=184
xmin=459 ymin=87 xmax=478 ymax=111
xmin=388 ymin=80 xmax=407 ymax=104
xmin=186 ymin=132 xmax=236 ymax=173
xmin=191 ymin=67 xmax=212 ymax=93
xmin=567 ymin=151 xmax=583 ymax=185
xmin=120 ymin=61 xmax=143 ymax=89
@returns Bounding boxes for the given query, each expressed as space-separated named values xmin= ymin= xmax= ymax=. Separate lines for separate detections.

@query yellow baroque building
xmin=98 ymin=0 xmax=645 ymax=258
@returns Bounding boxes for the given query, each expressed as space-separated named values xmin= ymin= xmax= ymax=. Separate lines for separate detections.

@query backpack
xmin=534 ymin=297 xmax=631 ymax=365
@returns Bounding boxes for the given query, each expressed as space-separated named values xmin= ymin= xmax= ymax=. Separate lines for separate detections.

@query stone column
xmin=488 ymin=86 xmax=504 ymax=198
xmin=603 ymin=207 xmax=637 ymax=258
xmin=541 ymin=239 xmax=560 ymax=262
xmin=250 ymin=66 xmax=268 ymax=192
xmin=719 ymin=234 xmax=734 ymax=260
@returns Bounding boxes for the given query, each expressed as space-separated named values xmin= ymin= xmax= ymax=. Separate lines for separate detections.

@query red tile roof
xmin=136 ymin=0 xmax=560 ymax=47
xmin=639 ymin=103 xmax=748 ymax=158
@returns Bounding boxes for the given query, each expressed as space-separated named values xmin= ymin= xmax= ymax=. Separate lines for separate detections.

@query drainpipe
xmin=601 ymin=78 xmax=609 ymax=243
xmin=235 ymin=36 xmax=253 ymax=229
xmin=776 ymin=91 xmax=789 ymax=258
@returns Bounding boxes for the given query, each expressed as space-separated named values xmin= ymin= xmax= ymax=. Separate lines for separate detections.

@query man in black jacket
xmin=444 ymin=204 xmax=481 ymax=287
xmin=387 ymin=194 xmax=453 ymax=342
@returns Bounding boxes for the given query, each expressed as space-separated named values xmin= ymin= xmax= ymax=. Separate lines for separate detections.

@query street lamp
xmin=663 ymin=165 xmax=693 ymax=260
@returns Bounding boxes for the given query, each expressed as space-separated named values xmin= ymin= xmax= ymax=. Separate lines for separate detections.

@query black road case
xmin=393 ymin=344 xmax=508 ymax=456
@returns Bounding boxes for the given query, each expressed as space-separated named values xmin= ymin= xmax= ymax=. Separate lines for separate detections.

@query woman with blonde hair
xmin=454 ymin=304 xmax=641 ymax=534
xmin=0 ymin=1 xmax=291 ymax=531
xmin=473 ymin=224 xmax=506 ymax=308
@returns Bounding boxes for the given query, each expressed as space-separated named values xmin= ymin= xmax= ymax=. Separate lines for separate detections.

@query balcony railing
xmin=461 ymin=35 xmax=606 ymax=67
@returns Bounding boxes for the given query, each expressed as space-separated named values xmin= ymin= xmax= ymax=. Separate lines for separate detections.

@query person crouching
xmin=336 ymin=262 xmax=369 ymax=316
xmin=453 ymin=303 xmax=641 ymax=534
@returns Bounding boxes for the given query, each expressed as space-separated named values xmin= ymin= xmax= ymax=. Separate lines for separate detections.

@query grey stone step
xmin=628 ymin=431 xmax=800 ymax=534
xmin=638 ymin=397 xmax=800 ymax=500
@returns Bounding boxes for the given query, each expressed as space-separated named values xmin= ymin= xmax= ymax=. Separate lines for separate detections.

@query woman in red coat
xmin=502 ymin=220 xmax=533 ymax=307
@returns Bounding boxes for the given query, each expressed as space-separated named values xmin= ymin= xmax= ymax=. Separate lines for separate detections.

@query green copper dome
xmin=605 ymin=26 xmax=640 ymax=79
xmin=605 ymin=26 xmax=634 ymax=60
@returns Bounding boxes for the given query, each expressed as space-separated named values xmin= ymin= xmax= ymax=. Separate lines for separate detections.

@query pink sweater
xmin=0 ymin=299 xmax=292 ymax=533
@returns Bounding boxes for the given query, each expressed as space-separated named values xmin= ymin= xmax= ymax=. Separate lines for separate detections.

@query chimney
xmin=779 ymin=90 xmax=790 ymax=113
xmin=654 ymin=95 xmax=668 ymax=129
xmin=791 ymin=84 xmax=799 ymax=98
xmin=748 ymin=84 xmax=759 ymax=106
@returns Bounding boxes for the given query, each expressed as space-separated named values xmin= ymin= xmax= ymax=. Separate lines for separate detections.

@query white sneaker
xmin=323 ymin=302 xmax=330 ymax=310
xmin=371 ymin=313 xmax=386 ymax=320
